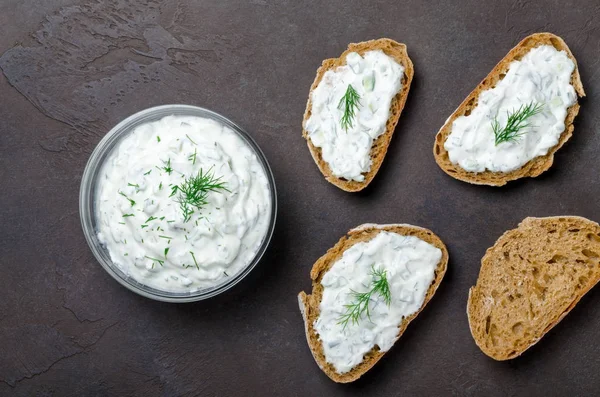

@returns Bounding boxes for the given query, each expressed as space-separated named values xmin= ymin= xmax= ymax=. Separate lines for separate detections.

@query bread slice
xmin=433 ymin=33 xmax=585 ymax=186
xmin=467 ymin=216 xmax=600 ymax=360
xmin=302 ymin=39 xmax=414 ymax=192
xmin=298 ymin=223 xmax=448 ymax=382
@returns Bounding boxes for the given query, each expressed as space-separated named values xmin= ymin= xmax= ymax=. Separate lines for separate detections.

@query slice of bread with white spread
xmin=467 ymin=216 xmax=600 ymax=360
xmin=302 ymin=39 xmax=414 ymax=192
xmin=298 ymin=223 xmax=448 ymax=382
xmin=433 ymin=33 xmax=585 ymax=186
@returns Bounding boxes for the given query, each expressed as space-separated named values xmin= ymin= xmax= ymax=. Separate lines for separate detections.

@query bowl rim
xmin=79 ymin=104 xmax=277 ymax=302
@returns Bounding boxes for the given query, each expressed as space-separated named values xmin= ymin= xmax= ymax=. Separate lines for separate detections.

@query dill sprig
xmin=171 ymin=167 xmax=229 ymax=223
xmin=337 ymin=84 xmax=361 ymax=131
xmin=338 ymin=265 xmax=392 ymax=329
xmin=145 ymin=247 xmax=170 ymax=269
xmin=492 ymin=102 xmax=544 ymax=145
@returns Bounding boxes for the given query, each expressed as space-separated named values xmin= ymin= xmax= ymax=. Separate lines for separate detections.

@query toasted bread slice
xmin=302 ymin=39 xmax=414 ymax=192
xmin=433 ymin=33 xmax=585 ymax=186
xmin=298 ymin=223 xmax=448 ymax=382
xmin=467 ymin=216 xmax=600 ymax=360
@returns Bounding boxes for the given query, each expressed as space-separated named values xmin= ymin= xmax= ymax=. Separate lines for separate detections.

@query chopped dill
xmin=145 ymin=255 xmax=164 ymax=267
xmin=119 ymin=191 xmax=136 ymax=206
xmin=186 ymin=134 xmax=197 ymax=145
xmin=161 ymin=158 xmax=173 ymax=175
xmin=188 ymin=148 xmax=197 ymax=165
xmin=190 ymin=251 xmax=199 ymax=270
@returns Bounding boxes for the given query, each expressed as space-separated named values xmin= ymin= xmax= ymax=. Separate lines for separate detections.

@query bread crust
xmin=433 ymin=33 xmax=585 ymax=186
xmin=302 ymin=38 xmax=414 ymax=192
xmin=298 ymin=223 xmax=448 ymax=382
xmin=467 ymin=216 xmax=600 ymax=360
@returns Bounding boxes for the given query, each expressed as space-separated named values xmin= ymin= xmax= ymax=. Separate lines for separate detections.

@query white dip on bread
xmin=314 ymin=231 xmax=441 ymax=374
xmin=304 ymin=50 xmax=404 ymax=182
xmin=444 ymin=45 xmax=577 ymax=173
xmin=96 ymin=115 xmax=272 ymax=292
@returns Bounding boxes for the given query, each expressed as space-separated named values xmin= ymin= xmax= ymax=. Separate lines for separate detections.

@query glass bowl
xmin=79 ymin=105 xmax=277 ymax=302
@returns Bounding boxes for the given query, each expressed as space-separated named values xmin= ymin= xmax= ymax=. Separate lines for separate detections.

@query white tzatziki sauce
xmin=444 ymin=45 xmax=577 ymax=173
xmin=96 ymin=115 xmax=272 ymax=292
xmin=314 ymin=231 xmax=442 ymax=374
xmin=304 ymin=50 xmax=404 ymax=181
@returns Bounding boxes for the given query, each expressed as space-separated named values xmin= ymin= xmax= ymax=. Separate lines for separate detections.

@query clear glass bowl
xmin=79 ymin=105 xmax=277 ymax=302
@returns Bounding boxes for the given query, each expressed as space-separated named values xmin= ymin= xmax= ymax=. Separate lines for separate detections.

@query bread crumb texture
xmin=468 ymin=216 xmax=600 ymax=360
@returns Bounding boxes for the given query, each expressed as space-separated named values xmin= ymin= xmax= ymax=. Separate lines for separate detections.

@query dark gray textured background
xmin=2 ymin=0 xmax=600 ymax=395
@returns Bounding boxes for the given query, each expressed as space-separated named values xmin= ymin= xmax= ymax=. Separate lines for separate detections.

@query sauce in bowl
xmin=95 ymin=114 xmax=273 ymax=293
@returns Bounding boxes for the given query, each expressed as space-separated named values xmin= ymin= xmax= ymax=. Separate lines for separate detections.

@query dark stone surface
xmin=2 ymin=0 xmax=600 ymax=395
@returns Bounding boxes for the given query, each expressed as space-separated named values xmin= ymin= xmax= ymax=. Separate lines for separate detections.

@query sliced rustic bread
xmin=302 ymin=38 xmax=414 ymax=192
xmin=467 ymin=216 xmax=600 ymax=360
xmin=433 ymin=32 xmax=585 ymax=186
xmin=298 ymin=223 xmax=448 ymax=382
